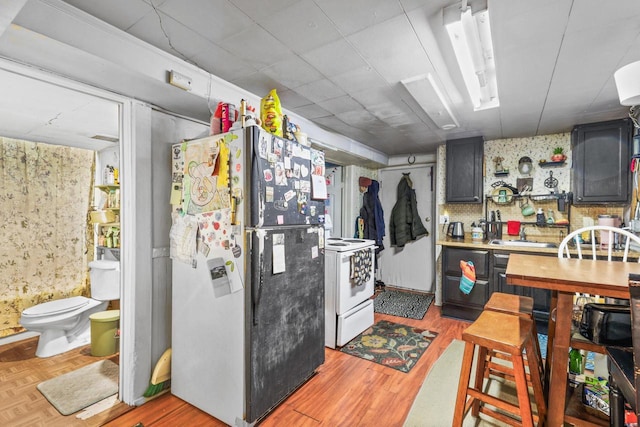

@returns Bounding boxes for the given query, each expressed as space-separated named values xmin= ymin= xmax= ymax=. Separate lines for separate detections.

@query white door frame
xmin=0 ymin=58 xmax=141 ymax=404
xmin=378 ymin=163 xmax=436 ymax=292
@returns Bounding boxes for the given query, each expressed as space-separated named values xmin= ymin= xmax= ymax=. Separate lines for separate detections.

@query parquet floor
xmin=0 ymin=298 xmax=469 ymax=427
xmin=0 ymin=337 xmax=130 ymax=427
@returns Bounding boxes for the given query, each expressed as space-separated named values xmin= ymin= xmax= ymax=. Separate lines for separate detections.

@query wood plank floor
xmin=106 ymin=304 xmax=469 ymax=427
xmin=0 ymin=337 xmax=130 ymax=427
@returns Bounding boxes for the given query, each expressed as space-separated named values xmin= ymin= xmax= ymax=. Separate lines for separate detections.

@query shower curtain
xmin=0 ymin=137 xmax=94 ymax=338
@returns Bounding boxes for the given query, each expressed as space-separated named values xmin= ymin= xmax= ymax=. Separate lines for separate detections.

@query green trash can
xmin=90 ymin=309 xmax=120 ymax=356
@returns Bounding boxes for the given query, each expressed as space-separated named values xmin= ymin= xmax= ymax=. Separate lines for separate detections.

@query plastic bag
xmin=261 ymin=89 xmax=283 ymax=136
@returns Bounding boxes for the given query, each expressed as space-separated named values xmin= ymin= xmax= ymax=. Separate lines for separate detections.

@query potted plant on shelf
xmin=551 ymin=147 xmax=566 ymax=162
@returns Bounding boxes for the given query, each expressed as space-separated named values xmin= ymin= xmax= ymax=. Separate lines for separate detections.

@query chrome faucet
xmin=519 ymin=226 xmax=527 ymax=241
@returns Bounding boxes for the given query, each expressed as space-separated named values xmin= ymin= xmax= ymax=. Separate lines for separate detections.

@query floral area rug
xmin=340 ymin=320 xmax=438 ymax=373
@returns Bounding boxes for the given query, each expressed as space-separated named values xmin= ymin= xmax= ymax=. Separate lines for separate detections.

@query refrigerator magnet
xmin=272 ymin=234 xmax=286 ymax=274
xmin=265 ymin=186 xmax=274 ymax=203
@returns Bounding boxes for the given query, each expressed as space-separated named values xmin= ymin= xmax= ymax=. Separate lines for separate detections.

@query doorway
xmin=0 ymin=59 xmax=131 ymax=415
xmin=378 ymin=165 xmax=434 ymax=292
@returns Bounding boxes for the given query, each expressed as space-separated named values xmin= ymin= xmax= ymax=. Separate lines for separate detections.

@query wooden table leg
xmin=547 ymin=292 xmax=573 ymax=426
xmin=544 ymin=290 xmax=558 ymax=399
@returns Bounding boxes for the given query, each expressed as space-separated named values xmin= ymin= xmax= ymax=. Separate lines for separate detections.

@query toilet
xmin=20 ymin=259 xmax=120 ymax=358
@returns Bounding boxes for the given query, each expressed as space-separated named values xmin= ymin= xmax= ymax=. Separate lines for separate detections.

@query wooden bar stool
xmin=484 ymin=293 xmax=545 ymax=386
xmin=453 ymin=310 xmax=546 ymax=427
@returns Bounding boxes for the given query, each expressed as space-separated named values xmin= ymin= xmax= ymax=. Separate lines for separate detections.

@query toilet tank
xmin=89 ymin=260 xmax=121 ymax=301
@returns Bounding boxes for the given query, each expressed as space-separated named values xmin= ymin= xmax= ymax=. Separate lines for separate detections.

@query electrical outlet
xmin=439 ymin=215 xmax=449 ymax=224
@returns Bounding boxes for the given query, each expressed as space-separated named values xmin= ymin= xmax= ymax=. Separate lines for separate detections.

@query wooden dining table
xmin=506 ymin=253 xmax=640 ymax=427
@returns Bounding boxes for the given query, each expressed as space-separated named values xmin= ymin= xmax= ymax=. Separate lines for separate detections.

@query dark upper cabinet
xmin=446 ymin=136 xmax=484 ymax=203
xmin=572 ymin=118 xmax=632 ymax=204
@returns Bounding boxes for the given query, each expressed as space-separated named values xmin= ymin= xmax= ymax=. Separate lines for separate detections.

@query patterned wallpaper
xmin=437 ymin=133 xmax=626 ymax=242
xmin=0 ymin=138 xmax=94 ymax=337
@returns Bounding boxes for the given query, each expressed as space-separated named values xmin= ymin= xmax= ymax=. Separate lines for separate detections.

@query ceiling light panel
xmin=401 ymin=73 xmax=459 ymax=130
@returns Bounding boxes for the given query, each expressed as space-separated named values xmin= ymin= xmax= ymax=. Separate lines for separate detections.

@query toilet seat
xmin=22 ymin=296 xmax=91 ymax=318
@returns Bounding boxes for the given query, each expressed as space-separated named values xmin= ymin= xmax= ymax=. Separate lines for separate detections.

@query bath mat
xmin=340 ymin=320 xmax=437 ymax=373
xmin=37 ymin=359 xmax=119 ymax=415
xmin=374 ymin=290 xmax=434 ymax=320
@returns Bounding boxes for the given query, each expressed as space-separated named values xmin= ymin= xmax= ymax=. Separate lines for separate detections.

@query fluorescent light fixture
xmin=614 ymin=61 xmax=640 ymax=106
xmin=401 ymin=73 xmax=459 ymax=130
xmin=444 ymin=0 xmax=499 ymax=111
xmin=308 ymin=137 xmax=340 ymax=152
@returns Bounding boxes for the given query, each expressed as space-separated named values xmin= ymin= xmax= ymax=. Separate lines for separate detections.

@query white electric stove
xmin=324 ymin=237 xmax=376 ymax=348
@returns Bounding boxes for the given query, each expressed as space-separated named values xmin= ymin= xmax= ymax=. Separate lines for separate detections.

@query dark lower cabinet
xmin=442 ymin=247 xmax=490 ymax=321
xmin=442 ymin=247 xmax=550 ymax=322
xmin=493 ymin=251 xmax=550 ymax=323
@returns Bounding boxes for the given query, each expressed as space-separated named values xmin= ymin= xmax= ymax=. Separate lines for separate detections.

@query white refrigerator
xmin=170 ymin=125 xmax=326 ymax=425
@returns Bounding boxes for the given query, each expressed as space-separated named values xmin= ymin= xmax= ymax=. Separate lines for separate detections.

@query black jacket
xmin=360 ymin=180 xmax=385 ymax=252
xmin=390 ymin=174 xmax=428 ymax=247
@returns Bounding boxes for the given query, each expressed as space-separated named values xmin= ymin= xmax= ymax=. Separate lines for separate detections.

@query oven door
xmin=336 ymin=246 xmax=375 ymax=315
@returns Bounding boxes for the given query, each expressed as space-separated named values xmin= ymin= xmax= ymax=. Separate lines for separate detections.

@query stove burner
xmin=327 ymin=238 xmax=343 ymax=241
xmin=328 ymin=242 xmax=348 ymax=246
xmin=343 ymin=239 xmax=365 ymax=243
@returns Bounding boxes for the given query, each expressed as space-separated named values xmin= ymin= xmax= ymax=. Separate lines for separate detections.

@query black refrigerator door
xmin=247 ymin=226 xmax=325 ymax=423
xmin=248 ymin=126 xmax=325 ymax=227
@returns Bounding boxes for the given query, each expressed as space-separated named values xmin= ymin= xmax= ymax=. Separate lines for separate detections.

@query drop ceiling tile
xmin=229 ymin=0 xmax=300 ymax=22
xmin=565 ymin=0 xmax=640 ymax=33
xmin=331 ymin=66 xmax=388 ymax=94
xmin=62 ymin=0 xmax=153 ymax=31
xmin=339 ymin=109 xmax=380 ymax=129
xmin=315 ymin=0 xmax=404 ymax=36
xmin=277 ymin=89 xmax=313 ymax=109
xmin=261 ymin=56 xmax=323 ymax=89
xmin=301 ymin=38 xmax=368 ymax=77
xmin=260 ymin=0 xmax=342 ymax=54
xmin=347 ymin=14 xmax=431 ymax=83
xmin=366 ymin=99 xmax=413 ymax=121
xmin=191 ymin=44 xmax=259 ymax=83
xmin=231 ymin=72 xmax=288 ymax=99
xmin=221 ymin=26 xmax=292 ymax=69
xmin=294 ymin=103 xmax=332 ymax=119
xmin=294 ymin=79 xmax=345 ymax=103
xmin=159 ymin=0 xmax=253 ymax=43
xmin=349 ymin=85 xmax=398 ymax=107
xmin=316 ymin=95 xmax=362 ymax=115
xmin=126 ymin=10 xmax=214 ymax=60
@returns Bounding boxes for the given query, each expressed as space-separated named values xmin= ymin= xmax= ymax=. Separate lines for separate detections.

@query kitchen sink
xmin=488 ymin=239 xmax=558 ymax=249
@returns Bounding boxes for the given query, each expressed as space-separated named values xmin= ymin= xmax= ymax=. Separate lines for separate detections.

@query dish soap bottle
xmin=536 ymin=208 xmax=545 ymax=226
xmin=546 ymin=208 xmax=555 ymax=224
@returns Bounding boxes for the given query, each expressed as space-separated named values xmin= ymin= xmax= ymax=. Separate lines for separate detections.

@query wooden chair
xmin=607 ymin=273 xmax=640 ymax=426
xmin=484 ymin=293 xmax=545 ymax=388
xmin=558 ymin=225 xmax=640 ymax=262
xmin=453 ymin=310 xmax=546 ymax=426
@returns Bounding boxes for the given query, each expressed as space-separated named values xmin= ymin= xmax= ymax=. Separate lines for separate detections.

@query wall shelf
xmin=539 ymin=160 xmax=566 ymax=167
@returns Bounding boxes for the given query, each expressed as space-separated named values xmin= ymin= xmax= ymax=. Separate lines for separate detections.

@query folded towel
xmin=459 ymin=260 xmax=476 ymax=295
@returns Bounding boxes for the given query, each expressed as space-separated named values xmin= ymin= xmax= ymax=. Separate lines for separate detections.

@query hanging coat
xmin=359 ymin=180 xmax=385 ymax=253
xmin=390 ymin=173 xmax=428 ymax=247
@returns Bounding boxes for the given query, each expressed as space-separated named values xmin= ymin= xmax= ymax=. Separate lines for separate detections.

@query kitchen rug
xmin=374 ymin=290 xmax=434 ymax=320
xmin=404 ymin=339 xmax=539 ymax=426
xmin=340 ymin=320 xmax=437 ymax=373
xmin=37 ymin=359 xmax=119 ymax=416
